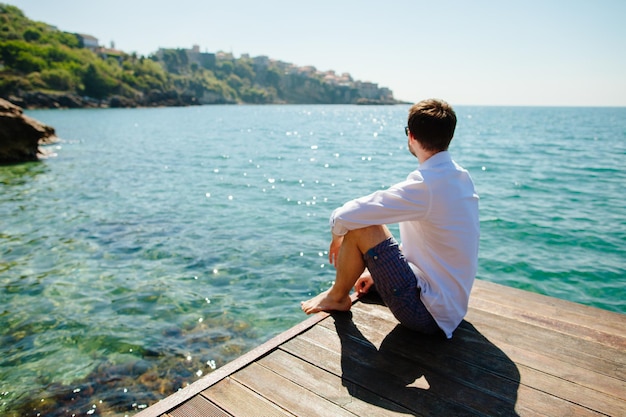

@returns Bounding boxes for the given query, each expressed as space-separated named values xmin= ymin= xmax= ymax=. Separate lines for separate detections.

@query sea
xmin=1 ymin=104 xmax=625 ymax=416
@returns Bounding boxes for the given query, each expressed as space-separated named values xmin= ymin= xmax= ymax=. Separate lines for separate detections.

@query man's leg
xmin=301 ymin=225 xmax=392 ymax=314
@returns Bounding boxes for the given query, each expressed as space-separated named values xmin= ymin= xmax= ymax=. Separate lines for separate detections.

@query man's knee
xmin=345 ymin=225 xmax=392 ymax=254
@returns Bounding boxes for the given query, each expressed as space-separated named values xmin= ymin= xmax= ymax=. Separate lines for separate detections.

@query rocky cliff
xmin=0 ymin=98 xmax=58 ymax=164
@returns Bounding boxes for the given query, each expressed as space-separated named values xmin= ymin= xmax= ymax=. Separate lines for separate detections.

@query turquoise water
xmin=1 ymin=105 xmax=625 ymax=416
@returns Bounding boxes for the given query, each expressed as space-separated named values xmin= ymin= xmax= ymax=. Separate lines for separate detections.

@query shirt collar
xmin=420 ymin=151 xmax=452 ymax=170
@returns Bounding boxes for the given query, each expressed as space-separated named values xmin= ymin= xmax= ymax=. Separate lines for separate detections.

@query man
xmin=301 ymin=98 xmax=479 ymax=339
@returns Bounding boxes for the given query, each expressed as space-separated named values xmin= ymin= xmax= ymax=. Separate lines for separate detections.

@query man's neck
xmin=417 ymin=148 xmax=439 ymax=164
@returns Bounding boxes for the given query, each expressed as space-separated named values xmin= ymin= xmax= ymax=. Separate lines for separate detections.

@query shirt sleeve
xmin=329 ymin=175 xmax=431 ymax=235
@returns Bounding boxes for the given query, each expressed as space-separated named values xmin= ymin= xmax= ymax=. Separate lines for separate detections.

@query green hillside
xmin=0 ymin=4 xmax=398 ymax=108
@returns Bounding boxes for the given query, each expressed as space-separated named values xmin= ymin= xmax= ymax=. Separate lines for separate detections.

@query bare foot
xmin=301 ymin=288 xmax=352 ymax=314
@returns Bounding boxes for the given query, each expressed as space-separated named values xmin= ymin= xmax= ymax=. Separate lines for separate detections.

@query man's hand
xmin=328 ymin=233 xmax=344 ymax=266
xmin=355 ymin=273 xmax=374 ymax=296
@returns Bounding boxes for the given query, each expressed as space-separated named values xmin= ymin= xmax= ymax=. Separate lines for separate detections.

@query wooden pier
xmin=136 ymin=279 xmax=626 ymax=416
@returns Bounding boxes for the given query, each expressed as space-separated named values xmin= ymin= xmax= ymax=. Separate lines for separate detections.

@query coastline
xmin=5 ymin=91 xmax=409 ymax=110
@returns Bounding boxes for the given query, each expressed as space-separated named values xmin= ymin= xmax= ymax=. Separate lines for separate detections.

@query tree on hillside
xmin=83 ymin=63 xmax=118 ymax=99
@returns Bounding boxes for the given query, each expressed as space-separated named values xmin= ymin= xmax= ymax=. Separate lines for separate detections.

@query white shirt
xmin=329 ymin=151 xmax=480 ymax=338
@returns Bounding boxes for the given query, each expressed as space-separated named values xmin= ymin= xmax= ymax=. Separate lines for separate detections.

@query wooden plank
xmin=466 ymin=300 xmax=626 ymax=368
xmin=232 ymin=362 xmax=359 ymax=417
xmin=319 ymin=305 xmax=618 ymax=417
xmin=353 ymin=299 xmax=626 ymax=401
xmin=465 ymin=308 xmax=626 ymax=379
xmin=452 ymin=312 xmax=626 ymax=416
xmin=516 ymin=362 xmax=626 ymax=416
xmin=280 ymin=336 xmax=480 ymax=416
xmin=292 ymin=324 xmax=601 ymax=417
xmin=332 ymin=311 xmax=521 ymax=401
xmin=511 ymin=384 xmax=606 ymax=417
xmin=469 ymin=295 xmax=626 ymax=351
xmin=350 ymin=301 xmax=525 ymax=383
xmin=258 ymin=348 xmax=417 ymax=416
xmin=201 ymin=377 xmax=294 ymax=417
xmin=285 ymin=323 xmax=518 ymax=416
xmin=472 ymin=280 xmax=626 ymax=337
xmin=168 ymin=395 xmax=230 ymax=417
xmin=474 ymin=334 xmax=626 ymax=401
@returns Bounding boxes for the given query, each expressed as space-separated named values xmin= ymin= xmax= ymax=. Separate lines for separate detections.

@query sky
xmin=5 ymin=0 xmax=626 ymax=106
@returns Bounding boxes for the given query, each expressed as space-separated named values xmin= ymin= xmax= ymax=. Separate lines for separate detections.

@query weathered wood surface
xmin=136 ymin=279 xmax=626 ymax=416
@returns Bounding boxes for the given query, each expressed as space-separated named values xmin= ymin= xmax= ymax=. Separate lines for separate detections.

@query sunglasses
xmin=405 ymin=126 xmax=410 ymax=136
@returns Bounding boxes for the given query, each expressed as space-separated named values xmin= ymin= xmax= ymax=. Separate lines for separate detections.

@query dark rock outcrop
xmin=7 ymin=92 xmax=99 ymax=109
xmin=0 ymin=98 xmax=58 ymax=164
xmin=5 ymin=90 xmax=208 ymax=109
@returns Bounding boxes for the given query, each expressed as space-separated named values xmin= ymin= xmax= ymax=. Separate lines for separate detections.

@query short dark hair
xmin=407 ymin=99 xmax=457 ymax=152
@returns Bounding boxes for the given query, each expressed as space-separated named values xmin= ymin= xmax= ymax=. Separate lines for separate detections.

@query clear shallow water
xmin=1 ymin=105 xmax=625 ymax=415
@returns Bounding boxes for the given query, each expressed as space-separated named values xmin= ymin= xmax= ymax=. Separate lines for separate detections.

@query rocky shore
xmin=3 ymin=90 xmax=227 ymax=110
xmin=0 ymin=98 xmax=58 ymax=164
xmin=3 ymin=91 xmax=402 ymax=110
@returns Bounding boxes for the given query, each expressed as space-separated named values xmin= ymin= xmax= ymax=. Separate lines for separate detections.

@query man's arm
xmin=329 ymin=179 xmax=429 ymax=236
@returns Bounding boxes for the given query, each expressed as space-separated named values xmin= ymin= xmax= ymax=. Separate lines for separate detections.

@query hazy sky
xmin=5 ymin=0 xmax=626 ymax=106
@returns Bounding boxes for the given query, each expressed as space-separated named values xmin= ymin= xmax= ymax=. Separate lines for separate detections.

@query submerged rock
xmin=0 ymin=98 xmax=58 ymax=164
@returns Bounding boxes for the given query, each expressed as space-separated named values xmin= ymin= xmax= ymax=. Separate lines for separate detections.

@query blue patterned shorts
xmin=363 ymin=237 xmax=441 ymax=334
